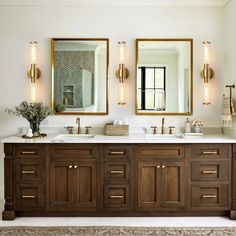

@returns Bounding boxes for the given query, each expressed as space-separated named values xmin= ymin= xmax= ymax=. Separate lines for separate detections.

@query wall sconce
xmin=115 ymin=41 xmax=129 ymax=105
xmin=200 ymin=41 xmax=214 ymax=105
xmin=27 ymin=41 xmax=41 ymax=83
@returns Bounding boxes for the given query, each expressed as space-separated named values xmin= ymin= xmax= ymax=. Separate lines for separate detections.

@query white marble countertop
xmin=1 ymin=133 xmax=236 ymax=144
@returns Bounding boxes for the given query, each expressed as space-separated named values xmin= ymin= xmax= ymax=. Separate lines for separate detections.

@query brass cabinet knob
xmin=162 ymin=166 xmax=166 ymax=169
xmin=69 ymin=165 xmax=73 ymax=169
xmin=74 ymin=165 xmax=78 ymax=169
xmin=156 ymin=166 xmax=161 ymax=168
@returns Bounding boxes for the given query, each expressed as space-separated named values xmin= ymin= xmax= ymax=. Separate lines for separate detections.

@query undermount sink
xmin=53 ymin=134 xmax=95 ymax=142
xmin=145 ymin=134 xmax=183 ymax=139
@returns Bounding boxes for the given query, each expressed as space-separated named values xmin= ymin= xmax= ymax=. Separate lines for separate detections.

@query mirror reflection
xmin=136 ymin=39 xmax=193 ymax=115
xmin=52 ymin=38 xmax=109 ymax=114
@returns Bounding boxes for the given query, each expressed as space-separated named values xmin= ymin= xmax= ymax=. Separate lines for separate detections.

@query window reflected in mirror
xmin=136 ymin=39 xmax=193 ymax=115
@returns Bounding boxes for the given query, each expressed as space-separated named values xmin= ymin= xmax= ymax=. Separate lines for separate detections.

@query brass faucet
xmin=161 ymin=117 xmax=165 ymax=134
xmin=76 ymin=117 xmax=81 ymax=134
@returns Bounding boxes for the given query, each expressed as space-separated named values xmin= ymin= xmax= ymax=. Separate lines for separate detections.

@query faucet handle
xmin=85 ymin=126 xmax=92 ymax=134
xmin=168 ymin=126 xmax=175 ymax=135
xmin=151 ymin=126 xmax=158 ymax=134
xmin=66 ymin=126 xmax=74 ymax=134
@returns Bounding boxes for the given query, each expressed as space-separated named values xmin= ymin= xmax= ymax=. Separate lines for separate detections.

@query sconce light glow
xmin=118 ymin=42 xmax=126 ymax=64
xmin=118 ymin=82 xmax=126 ymax=105
xmin=30 ymin=41 xmax=38 ymax=64
xmin=30 ymin=83 xmax=37 ymax=103
xmin=116 ymin=41 xmax=129 ymax=105
xmin=200 ymin=41 xmax=214 ymax=105
xmin=203 ymin=82 xmax=210 ymax=105
xmin=27 ymin=41 xmax=41 ymax=84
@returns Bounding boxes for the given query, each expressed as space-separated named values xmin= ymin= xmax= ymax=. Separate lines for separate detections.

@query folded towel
xmin=221 ymin=96 xmax=235 ymax=127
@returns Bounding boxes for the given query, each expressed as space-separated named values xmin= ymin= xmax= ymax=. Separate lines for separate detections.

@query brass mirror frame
xmin=51 ymin=38 xmax=109 ymax=115
xmin=135 ymin=38 xmax=193 ymax=116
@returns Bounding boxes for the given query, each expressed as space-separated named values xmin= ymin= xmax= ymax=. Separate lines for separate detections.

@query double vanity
xmin=2 ymin=133 xmax=236 ymax=220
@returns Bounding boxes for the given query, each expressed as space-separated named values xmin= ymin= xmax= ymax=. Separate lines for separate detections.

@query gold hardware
xmin=168 ymin=126 xmax=175 ymax=134
xmin=202 ymin=170 xmax=217 ymax=174
xmin=85 ymin=126 xmax=92 ymax=134
xmin=76 ymin=117 xmax=81 ymax=134
xmin=21 ymin=151 xmax=35 ymax=154
xmin=69 ymin=165 xmax=73 ymax=169
xmin=66 ymin=126 xmax=74 ymax=134
xmin=110 ymin=170 xmax=124 ymax=174
xmin=202 ymin=151 xmax=218 ymax=155
xmin=162 ymin=166 xmax=166 ymax=169
xmin=151 ymin=126 xmax=157 ymax=134
xmin=110 ymin=195 xmax=124 ymax=199
xmin=22 ymin=195 xmax=36 ymax=199
xmin=201 ymin=194 xmax=217 ymax=198
xmin=156 ymin=166 xmax=161 ymax=169
xmin=161 ymin=117 xmax=165 ymax=134
xmin=110 ymin=151 xmax=124 ymax=155
xmin=74 ymin=165 xmax=78 ymax=169
xmin=22 ymin=170 xmax=35 ymax=174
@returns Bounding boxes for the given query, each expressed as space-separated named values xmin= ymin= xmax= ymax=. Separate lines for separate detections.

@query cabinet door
xmin=50 ymin=161 xmax=73 ymax=210
xmin=161 ymin=161 xmax=185 ymax=208
xmin=138 ymin=161 xmax=161 ymax=209
xmin=73 ymin=160 xmax=96 ymax=210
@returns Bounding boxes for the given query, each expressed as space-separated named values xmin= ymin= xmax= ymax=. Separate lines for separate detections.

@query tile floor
xmin=0 ymin=200 xmax=236 ymax=227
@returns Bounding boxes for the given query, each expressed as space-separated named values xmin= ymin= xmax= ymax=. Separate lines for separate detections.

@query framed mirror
xmin=136 ymin=39 xmax=193 ymax=115
xmin=51 ymin=38 xmax=109 ymax=115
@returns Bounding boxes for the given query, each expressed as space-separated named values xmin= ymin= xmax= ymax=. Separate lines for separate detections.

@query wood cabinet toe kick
xmin=1 ymin=143 xmax=234 ymax=220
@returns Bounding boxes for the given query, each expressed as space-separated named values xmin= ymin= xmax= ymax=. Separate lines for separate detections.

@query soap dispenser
xmin=185 ymin=118 xmax=191 ymax=133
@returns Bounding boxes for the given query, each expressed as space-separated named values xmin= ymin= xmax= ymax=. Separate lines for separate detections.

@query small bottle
xmin=185 ymin=118 xmax=191 ymax=133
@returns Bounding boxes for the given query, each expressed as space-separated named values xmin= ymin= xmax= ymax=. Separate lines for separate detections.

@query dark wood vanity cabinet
xmin=137 ymin=145 xmax=186 ymax=210
xmin=2 ymin=142 xmax=234 ymax=220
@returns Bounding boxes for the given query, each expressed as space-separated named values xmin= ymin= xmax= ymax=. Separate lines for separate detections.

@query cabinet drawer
xmin=192 ymin=161 xmax=229 ymax=181
xmin=15 ymin=144 xmax=44 ymax=159
xmin=104 ymin=162 xmax=130 ymax=182
xmin=51 ymin=144 xmax=96 ymax=159
xmin=137 ymin=145 xmax=184 ymax=159
xmin=191 ymin=144 xmax=229 ymax=160
xmin=15 ymin=159 xmax=43 ymax=182
xmin=104 ymin=145 xmax=132 ymax=159
xmin=191 ymin=184 xmax=229 ymax=208
xmin=16 ymin=184 xmax=44 ymax=209
xmin=104 ymin=185 xmax=130 ymax=209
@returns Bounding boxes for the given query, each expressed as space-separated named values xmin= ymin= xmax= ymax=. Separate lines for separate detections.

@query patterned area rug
xmin=0 ymin=226 xmax=236 ymax=236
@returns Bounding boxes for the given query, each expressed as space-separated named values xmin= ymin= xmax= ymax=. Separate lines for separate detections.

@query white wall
xmin=223 ymin=0 xmax=236 ymax=130
xmin=0 ymin=4 xmax=225 ymax=198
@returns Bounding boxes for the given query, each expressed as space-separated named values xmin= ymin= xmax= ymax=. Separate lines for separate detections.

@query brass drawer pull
xmin=110 ymin=170 xmax=124 ymax=174
xmin=202 ymin=170 xmax=217 ymax=174
xmin=110 ymin=151 xmax=125 ymax=155
xmin=202 ymin=151 xmax=218 ymax=155
xmin=22 ymin=195 xmax=36 ymax=199
xmin=21 ymin=151 xmax=36 ymax=154
xmin=110 ymin=195 xmax=124 ymax=199
xmin=22 ymin=170 xmax=35 ymax=174
xmin=201 ymin=194 xmax=217 ymax=198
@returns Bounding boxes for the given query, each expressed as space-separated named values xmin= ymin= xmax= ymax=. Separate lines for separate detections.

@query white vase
xmin=194 ymin=126 xmax=201 ymax=133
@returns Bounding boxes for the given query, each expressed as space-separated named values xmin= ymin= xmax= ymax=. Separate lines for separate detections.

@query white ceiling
xmin=0 ymin=0 xmax=230 ymax=6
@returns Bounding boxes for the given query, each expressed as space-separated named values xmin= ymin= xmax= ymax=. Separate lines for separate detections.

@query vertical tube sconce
xmin=200 ymin=41 xmax=214 ymax=105
xmin=116 ymin=41 xmax=129 ymax=105
xmin=27 ymin=41 xmax=41 ymax=102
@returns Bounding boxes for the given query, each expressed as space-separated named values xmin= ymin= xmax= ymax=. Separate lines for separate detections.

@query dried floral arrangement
xmin=6 ymin=101 xmax=52 ymax=136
